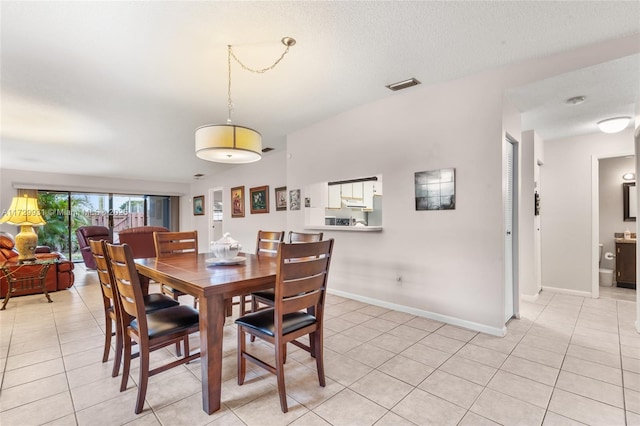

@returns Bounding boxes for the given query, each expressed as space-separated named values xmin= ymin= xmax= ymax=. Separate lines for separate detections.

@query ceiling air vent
xmin=262 ymin=147 xmax=275 ymax=153
xmin=386 ymin=78 xmax=421 ymax=91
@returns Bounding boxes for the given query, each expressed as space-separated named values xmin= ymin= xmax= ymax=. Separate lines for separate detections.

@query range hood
xmin=342 ymin=199 xmax=367 ymax=209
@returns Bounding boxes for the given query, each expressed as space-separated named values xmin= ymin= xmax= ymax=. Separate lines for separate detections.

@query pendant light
xmin=195 ymin=37 xmax=296 ymax=164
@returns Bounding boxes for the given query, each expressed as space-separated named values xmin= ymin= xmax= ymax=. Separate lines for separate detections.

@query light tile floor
xmin=1 ymin=268 xmax=639 ymax=425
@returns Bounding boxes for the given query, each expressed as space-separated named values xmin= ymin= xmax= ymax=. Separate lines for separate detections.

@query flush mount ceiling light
xmin=597 ymin=116 xmax=631 ymax=134
xmin=623 ymin=173 xmax=635 ymax=181
xmin=195 ymin=37 xmax=296 ymax=164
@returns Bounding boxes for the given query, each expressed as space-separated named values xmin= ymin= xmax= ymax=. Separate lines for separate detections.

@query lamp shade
xmin=0 ymin=194 xmax=46 ymax=261
xmin=0 ymin=194 xmax=46 ymax=226
xmin=195 ymin=124 xmax=262 ymax=164
xmin=597 ymin=117 xmax=631 ymax=134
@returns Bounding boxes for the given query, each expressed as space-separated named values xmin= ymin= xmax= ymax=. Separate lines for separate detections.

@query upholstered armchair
xmin=76 ymin=226 xmax=111 ymax=269
xmin=0 ymin=232 xmax=75 ymax=297
xmin=118 ymin=226 xmax=169 ymax=258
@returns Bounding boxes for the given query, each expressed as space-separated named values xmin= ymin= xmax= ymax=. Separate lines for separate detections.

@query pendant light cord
xmin=226 ymin=39 xmax=295 ymax=124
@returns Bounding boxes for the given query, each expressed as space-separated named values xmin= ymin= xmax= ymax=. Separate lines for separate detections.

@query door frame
xmin=591 ymin=152 xmax=636 ymax=300
xmin=505 ymin=134 xmax=520 ymax=323
xmin=208 ymin=187 xmax=224 ymax=246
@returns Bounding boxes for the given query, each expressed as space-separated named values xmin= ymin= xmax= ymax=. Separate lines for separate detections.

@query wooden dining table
xmin=134 ymin=252 xmax=277 ymax=414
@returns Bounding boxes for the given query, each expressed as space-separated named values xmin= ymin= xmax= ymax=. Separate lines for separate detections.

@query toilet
xmin=599 ymin=243 xmax=614 ymax=287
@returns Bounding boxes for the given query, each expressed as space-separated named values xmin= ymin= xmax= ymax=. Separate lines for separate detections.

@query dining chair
xmin=249 ymin=231 xmax=323 ymax=313
xmin=235 ymin=239 xmax=334 ymax=413
xmin=118 ymin=226 xmax=169 ymax=259
xmin=106 ymin=242 xmax=201 ymax=414
xmin=288 ymin=231 xmax=324 ymax=244
xmin=233 ymin=230 xmax=285 ymax=316
xmin=153 ymin=231 xmax=198 ymax=307
xmin=89 ymin=239 xmax=181 ymax=377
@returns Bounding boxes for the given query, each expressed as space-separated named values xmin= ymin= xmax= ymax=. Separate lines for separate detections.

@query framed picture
xmin=231 ymin=186 xmax=245 ymax=218
xmin=289 ymin=189 xmax=301 ymax=210
xmin=415 ymin=168 xmax=456 ymax=210
xmin=275 ymin=186 xmax=287 ymax=211
xmin=193 ymin=195 xmax=205 ymax=216
xmin=250 ymin=185 xmax=269 ymax=214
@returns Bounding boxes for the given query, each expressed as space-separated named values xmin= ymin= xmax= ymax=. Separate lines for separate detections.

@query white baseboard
xmin=326 ymin=289 xmax=507 ymax=337
xmin=540 ymin=285 xmax=591 ymax=298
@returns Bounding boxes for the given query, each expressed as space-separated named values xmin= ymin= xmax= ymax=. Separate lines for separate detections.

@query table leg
xmin=1 ymin=290 xmax=11 ymax=310
xmin=199 ymin=293 xmax=225 ymax=414
xmin=39 ymin=264 xmax=53 ymax=303
xmin=1 ymin=269 xmax=12 ymax=310
xmin=41 ymin=285 xmax=53 ymax=303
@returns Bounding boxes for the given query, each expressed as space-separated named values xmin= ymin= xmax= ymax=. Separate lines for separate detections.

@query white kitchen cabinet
xmin=364 ymin=181 xmax=374 ymax=209
xmin=328 ymin=185 xmax=341 ymax=209
xmin=352 ymin=182 xmax=364 ymax=199
xmin=341 ymin=183 xmax=353 ymax=198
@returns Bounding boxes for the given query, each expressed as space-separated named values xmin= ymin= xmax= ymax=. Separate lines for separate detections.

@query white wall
xmin=599 ymin=156 xmax=635 ymax=276
xmin=188 ymin=151 xmax=288 ymax=254
xmin=520 ymin=130 xmax=541 ymax=299
xmin=542 ymin=129 xmax=634 ymax=293
xmin=287 ymin=70 xmax=509 ymax=334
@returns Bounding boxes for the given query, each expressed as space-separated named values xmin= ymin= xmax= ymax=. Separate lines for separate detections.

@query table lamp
xmin=0 ymin=194 xmax=47 ymax=261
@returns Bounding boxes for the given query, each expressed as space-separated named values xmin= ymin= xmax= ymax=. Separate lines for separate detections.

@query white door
xmin=505 ymin=139 xmax=516 ymax=323
xmin=209 ymin=187 xmax=223 ymax=245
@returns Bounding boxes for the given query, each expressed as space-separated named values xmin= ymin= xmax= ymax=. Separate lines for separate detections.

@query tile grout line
xmin=618 ymin=299 xmax=630 ymax=426
xmin=540 ymin=292 xmax=581 ymax=425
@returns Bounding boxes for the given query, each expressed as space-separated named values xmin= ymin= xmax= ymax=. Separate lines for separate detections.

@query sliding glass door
xmin=36 ymin=191 xmax=173 ymax=262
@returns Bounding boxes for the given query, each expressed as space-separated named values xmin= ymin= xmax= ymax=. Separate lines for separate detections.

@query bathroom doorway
xmin=597 ymin=155 xmax=636 ymax=300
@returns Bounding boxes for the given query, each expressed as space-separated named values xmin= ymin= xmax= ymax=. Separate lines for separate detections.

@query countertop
xmin=304 ymin=225 xmax=382 ymax=232
xmin=615 ymin=238 xmax=637 ymax=244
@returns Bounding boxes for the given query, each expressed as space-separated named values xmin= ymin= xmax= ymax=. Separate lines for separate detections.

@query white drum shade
xmin=195 ymin=124 xmax=262 ymax=164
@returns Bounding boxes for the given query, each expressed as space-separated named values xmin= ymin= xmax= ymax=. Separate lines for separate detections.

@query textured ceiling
xmin=1 ymin=1 xmax=639 ymax=182
xmin=507 ymin=54 xmax=640 ymax=141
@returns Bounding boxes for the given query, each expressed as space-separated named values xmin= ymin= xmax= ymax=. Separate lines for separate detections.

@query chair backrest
xmin=76 ymin=226 xmax=111 ymax=247
xmin=288 ymin=231 xmax=324 ymax=243
xmin=119 ymin=226 xmax=169 ymax=258
xmin=89 ymin=239 xmax=120 ymax=315
xmin=154 ymin=231 xmax=198 ymax=258
xmin=274 ymin=239 xmax=334 ymax=319
xmin=255 ymin=230 xmax=285 ymax=257
xmin=106 ymin=242 xmax=147 ymax=331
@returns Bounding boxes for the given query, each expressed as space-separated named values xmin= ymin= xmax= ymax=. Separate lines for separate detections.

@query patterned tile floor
xmin=1 ymin=266 xmax=638 ymax=425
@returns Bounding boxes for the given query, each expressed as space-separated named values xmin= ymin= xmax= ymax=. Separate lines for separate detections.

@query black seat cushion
xmin=252 ymin=289 xmax=275 ymax=301
xmin=131 ymin=305 xmax=199 ymax=339
xmin=235 ymin=308 xmax=316 ymax=337
xmin=144 ymin=293 xmax=180 ymax=313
